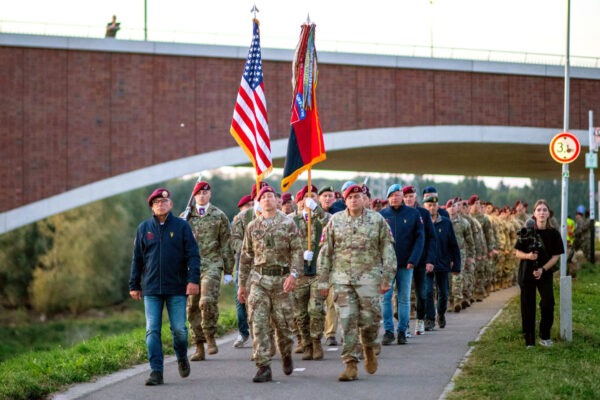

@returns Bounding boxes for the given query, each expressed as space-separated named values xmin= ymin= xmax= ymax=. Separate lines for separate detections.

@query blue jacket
xmin=432 ymin=215 xmax=461 ymax=273
xmin=380 ymin=205 xmax=425 ymax=270
xmin=414 ymin=206 xmax=438 ymax=269
xmin=129 ymin=212 xmax=201 ymax=296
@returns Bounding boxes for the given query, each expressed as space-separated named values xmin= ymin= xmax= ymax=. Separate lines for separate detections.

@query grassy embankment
xmin=0 ymin=285 xmax=237 ymax=400
xmin=448 ymin=263 xmax=600 ymax=400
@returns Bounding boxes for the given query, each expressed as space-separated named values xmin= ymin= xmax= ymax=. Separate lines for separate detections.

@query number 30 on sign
xmin=549 ymin=131 xmax=581 ymax=164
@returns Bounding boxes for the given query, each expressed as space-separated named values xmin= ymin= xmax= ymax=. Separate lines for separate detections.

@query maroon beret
xmin=343 ymin=184 xmax=364 ymax=200
xmin=445 ymin=198 xmax=454 ymax=209
xmin=147 ymin=188 xmax=170 ymax=207
xmin=250 ymin=181 xmax=269 ymax=199
xmin=402 ymin=185 xmax=416 ymax=195
xmin=256 ymin=186 xmax=276 ymax=201
xmin=192 ymin=181 xmax=211 ymax=196
xmin=468 ymin=194 xmax=479 ymax=205
xmin=237 ymin=194 xmax=252 ymax=208
xmin=298 ymin=184 xmax=318 ymax=201
xmin=281 ymin=192 xmax=293 ymax=203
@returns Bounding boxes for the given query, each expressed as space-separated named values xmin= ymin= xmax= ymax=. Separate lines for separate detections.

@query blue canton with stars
xmin=243 ymin=21 xmax=264 ymax=90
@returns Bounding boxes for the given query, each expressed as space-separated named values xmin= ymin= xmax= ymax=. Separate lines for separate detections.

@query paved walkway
xmin=53 ymin=286 xmax=519 ymax=400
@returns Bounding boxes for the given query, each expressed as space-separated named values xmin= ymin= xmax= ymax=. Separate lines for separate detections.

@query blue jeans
xmin=382 ymin=267 xmax=414 ymax=334
xmin=235 ymin=261 xmax=249 ymax=337
xmin=144 ymin=295 xmax=188 ymax=372
xmin=425 ymin=271 xmax=449 ymax=321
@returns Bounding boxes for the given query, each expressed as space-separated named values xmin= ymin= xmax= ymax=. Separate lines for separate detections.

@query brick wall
xmin=1 ymin=45 xmax=599 ymax=211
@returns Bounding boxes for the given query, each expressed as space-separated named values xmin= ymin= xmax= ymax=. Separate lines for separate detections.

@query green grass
xmin=0 ymin=284 xmax=239 ymax=400
xmin=447 ymin=264 xmax=600 ymax=400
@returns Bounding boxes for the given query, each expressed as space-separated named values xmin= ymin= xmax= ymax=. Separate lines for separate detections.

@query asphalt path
xmin=54 ymin=286 xmax=518 ymax=400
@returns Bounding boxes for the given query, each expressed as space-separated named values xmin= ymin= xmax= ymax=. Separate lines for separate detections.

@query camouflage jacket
xmin=230 ymin=207 xmax=256 ymax=255
xmin=472 ymin=212 xmax=497 ymax=252
xmin=291 ymin=206 xmax=332 ymax=275
xmin=451 ymin=215 xmax=475 ymax=260
xmin=239 ymin=211 xmax=303 ymax=287
xmin=317 ymin=208 xmax=397 ymax=290
xmin=185 ymin=204 xmax=234 ymax=276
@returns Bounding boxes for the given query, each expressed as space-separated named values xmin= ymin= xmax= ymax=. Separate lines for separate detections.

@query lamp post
xmin=144 ymin=0 xmax=147 ymax=41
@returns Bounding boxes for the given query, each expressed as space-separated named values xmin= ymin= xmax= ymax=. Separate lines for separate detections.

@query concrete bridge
xmin=1 ymin=33 xmax=600 ymax=234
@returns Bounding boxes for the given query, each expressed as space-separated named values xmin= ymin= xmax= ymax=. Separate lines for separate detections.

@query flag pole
xmin=307 ymin=169 xmax=313 ymax=252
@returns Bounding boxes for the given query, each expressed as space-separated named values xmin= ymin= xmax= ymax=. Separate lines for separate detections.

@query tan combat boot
xmin=363 ymin=346 xmax=378 ymax=374
xmin=338 ymin=360 xmax=359 ymax=381
xmin=206 ymin=336 xmax=218 ymax=355
xmin=301 ymin=343 xmax=313 ymax=360
xmin=312 ymin=339 xmax=324 ymax=360
xmin=190 ymin=343 xmax=205 ymax=361
xmin=294 ymin=335 xmax=303 ymax=354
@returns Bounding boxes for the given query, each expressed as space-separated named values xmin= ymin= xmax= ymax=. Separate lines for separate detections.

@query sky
xmin=2 ymin=0 xmax=599 ymax=187
xmin=2 ymin=0 xmax=599 ymax=59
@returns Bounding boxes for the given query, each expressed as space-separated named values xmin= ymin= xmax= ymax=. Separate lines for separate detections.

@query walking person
xmin=379 ymin=184 xmax=424 ymax=345
xmin=318 ymin=184 xmax=397 ymax=381
xmin=514 ymin=199 xmax=564 ymax=348
xmin=129 ymin=188 xmax=200 ymax=386
xmin=184 ymin=181 xmax=235 ymax=361
xmin=237 ymin=186 xmax=303 ymax=382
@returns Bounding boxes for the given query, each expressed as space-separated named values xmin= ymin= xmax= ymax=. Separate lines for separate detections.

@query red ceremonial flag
xmin=281 ymin=22 xmax=326 ymax=192
xmin=230 ymin=19 xmax=272 ymax=181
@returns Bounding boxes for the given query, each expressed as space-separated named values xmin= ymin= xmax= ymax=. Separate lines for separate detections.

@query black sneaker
xmin=397 ymin=331 xmax=407 ymax=345
xmin=145 ymin=370 xmax=164 ymax=386
xmin=437 ymin=315 xmax=446 ymax=329
xmin=178 ymin=356 xmax=190 ymax=378
xmin=325 ymin=336 xmax=338 ymax=346
xmin=381 ymin=330 xmax=395 ymax=345
xmin=424 ymin=319 xmax=435 ymax=331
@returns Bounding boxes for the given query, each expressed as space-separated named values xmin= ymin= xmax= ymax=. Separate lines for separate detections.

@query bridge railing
xmin=1 ymin=19 xmax=598 ymax=68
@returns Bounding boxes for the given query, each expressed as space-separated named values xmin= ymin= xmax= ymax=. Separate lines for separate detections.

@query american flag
xmin=230 ymin=19 xmax=272 ymax=180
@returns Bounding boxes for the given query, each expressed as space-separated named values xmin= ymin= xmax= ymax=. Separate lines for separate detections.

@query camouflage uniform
xmin=462 ymin=213 xmax=487 ymax=300
xmin=472 ymin=212 xmax=497 ymax=294
xmin=317 ymin=208 xmax=397 ymax=363
xmin=185 ymin=204 xmax=234 ymax=344
xmin=450 ymin=214 xmax=475 ymax=307
xmin=239 ymin=210 xmax=303 ymax=368
xmin=291 ymin=206 xmax=331 ymax=355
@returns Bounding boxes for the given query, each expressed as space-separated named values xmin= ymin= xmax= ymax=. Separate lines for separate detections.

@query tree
xmin=31 ymin=201 xmax=133 ymax=315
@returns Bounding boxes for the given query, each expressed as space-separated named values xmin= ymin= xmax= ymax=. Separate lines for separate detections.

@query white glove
xmin=302 ymin=210 xmax=309 ymax=221
xmin=304 ymin=197 xmax=317 ymax=211
xmin=253 ymin=201 xmax=262 ymax=216
xmin=303 ymin=250 xmax=314 ymax=261
xmin=223 ymin=274 xmax=234 ymax=285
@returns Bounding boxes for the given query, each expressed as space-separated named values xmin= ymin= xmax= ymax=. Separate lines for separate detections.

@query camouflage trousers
xmin=461 ymin=260 xmax=475 ymax=301
xmin=294 ymin=275 xmax=325 ymax=344
xmin=333 ymin=283 xmax=381 ymax=363
xmin=487 ymin=255 xmax=497 ymax=289
xmin=474 ymin=259 xmax=487 ymax=299
xmin=187 ymin=274 xmax=221 ymax=343
xmin=450 ymin=272 xmax=463 ymax=305
xmin=248 ymin=274 xmax=294 ymax=367
xmin=324 ymin=289 xmax=338 ymax=338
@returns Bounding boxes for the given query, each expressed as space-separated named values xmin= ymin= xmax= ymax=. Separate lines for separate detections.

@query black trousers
xmin=518 ymin=264 xmax=555 ymax=346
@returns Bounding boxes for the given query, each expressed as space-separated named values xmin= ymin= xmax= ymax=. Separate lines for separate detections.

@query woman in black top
xmin=514 ymin=199 xmax=564 ymax=348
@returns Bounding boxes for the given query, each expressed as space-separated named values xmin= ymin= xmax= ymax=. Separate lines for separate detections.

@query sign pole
xmin=560 ymin=0 xmax=573 ymax=342
xmin=589 ymin=111 xmax=596 ymax=263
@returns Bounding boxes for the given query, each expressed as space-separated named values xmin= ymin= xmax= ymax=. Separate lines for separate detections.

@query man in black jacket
xmin=129 ymin=187 xmax=201 ymax=386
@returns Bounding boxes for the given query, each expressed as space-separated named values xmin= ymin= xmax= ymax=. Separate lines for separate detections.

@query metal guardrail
xmin=1 ymin=19 xmax=598 ymax=68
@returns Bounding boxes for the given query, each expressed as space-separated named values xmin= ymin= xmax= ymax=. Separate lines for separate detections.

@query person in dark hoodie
xmin=401 ymin=185 xmax=438 ymax=336
xmin=379 ymin=184 xmax=425 ymax=345
xmin=129 ymin=187 xmax=201 ymax=386
xmin=422 ymin=195 xmax=461 ymax=330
